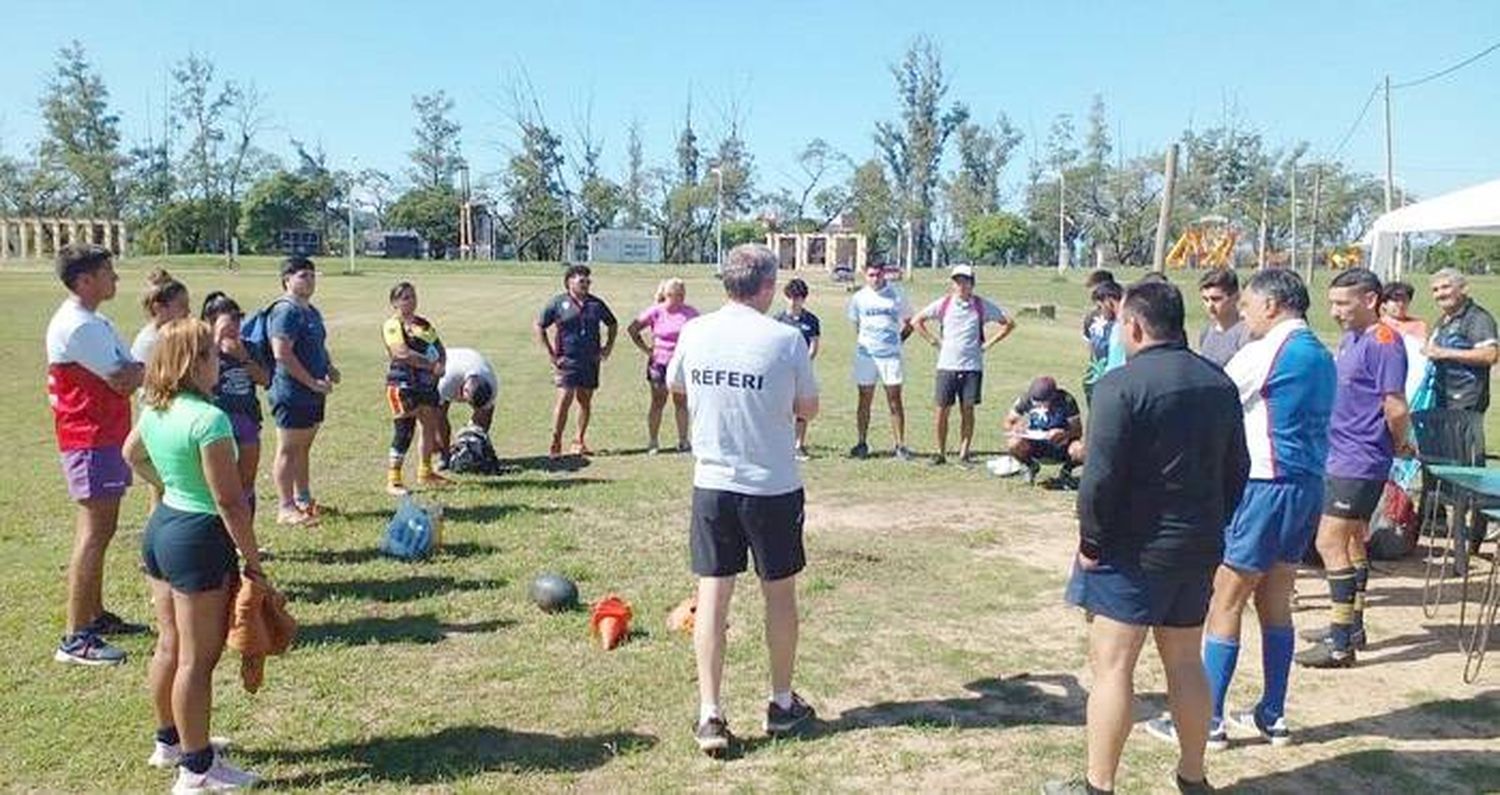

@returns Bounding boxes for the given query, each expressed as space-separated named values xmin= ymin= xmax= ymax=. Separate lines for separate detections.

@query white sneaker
xmin=171 ymin=756 xmax=259 ymax=792
xmin=148 ymin=737 xmax=232 ymax=769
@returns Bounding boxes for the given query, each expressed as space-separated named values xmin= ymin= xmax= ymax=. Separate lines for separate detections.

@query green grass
xmin=1 ymin=256 xmax=1497 ymax=792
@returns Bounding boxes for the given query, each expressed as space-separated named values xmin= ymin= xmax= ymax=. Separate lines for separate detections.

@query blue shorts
xmin=1224 ymin=477 xmax=1323 ymax=573
xmin=272 ymin=396 xmax=326 ymax=430
xmin=1065 ymin=559 xmax=1213 ymax=628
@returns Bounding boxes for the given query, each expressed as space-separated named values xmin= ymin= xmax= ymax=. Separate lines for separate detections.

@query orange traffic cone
xmin=590 ymin=595 xmax=633 ymax=650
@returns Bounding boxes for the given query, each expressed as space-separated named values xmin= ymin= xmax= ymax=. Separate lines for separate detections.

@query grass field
xmin=0 ymin=256 xmax=1497 ymax=793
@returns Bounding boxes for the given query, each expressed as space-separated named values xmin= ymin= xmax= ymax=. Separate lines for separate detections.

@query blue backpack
xmin=240 ymin=298 xmax=292 ymax=373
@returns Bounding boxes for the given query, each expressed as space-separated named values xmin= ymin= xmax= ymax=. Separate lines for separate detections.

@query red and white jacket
xmin=45 ymin=298 xmax=134 ymax=451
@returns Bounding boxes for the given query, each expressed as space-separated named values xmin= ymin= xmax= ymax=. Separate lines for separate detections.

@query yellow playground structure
xmin=1165 ymin=216 xmax=1240 ymax=269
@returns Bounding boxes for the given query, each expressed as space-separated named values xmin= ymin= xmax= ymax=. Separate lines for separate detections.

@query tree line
xmin=1 ymin=38 xmax=1398 ymax=267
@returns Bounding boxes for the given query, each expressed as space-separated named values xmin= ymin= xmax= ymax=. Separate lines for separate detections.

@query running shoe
xmin=765 ymin=693 xmax=816 ymax=736
xmin=1295 ymin=643 xmax=1355 ymax=669
xmin=848 ymin=441 xmax=869 ymax=459
xmin=1298 ymin=625 xmax=1367 ymax=650
xmin=1144 ymin=714 xmax=1227 ymax=750
xmin=794 ymin=445 xmax=810 ymax=462
xmin=171 ymin=756 xmax=260 ymax=792
xmin=1227 ymin=708 xmax=1292 ymax=747
xmin=89 ymin=610 xmax=149 ymax=636
xmin=931 ymin=454 xmax=947 ymax=466
xmin=893 ymin=445 xmax=915 ymax=462
xmin=1174 ymin=773 xmax=1216 ymax=794
xmin=54 ymin=631 xmax=126 ymax=666
xmin=694 ymin=716 xmax=733 ymax=756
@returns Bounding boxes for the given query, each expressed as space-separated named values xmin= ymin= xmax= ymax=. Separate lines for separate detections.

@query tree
xmin=710 ymin=123 xmax=755 ymax=217
xmin=847 ymin=158 xmax=895 ymax=259
xmin=963 ymin=212 xmax=1031 ymax=264
xmin=38 ymin=41 xmax=126 ymax=217
xmin=784 ymin=138 xmax=851 ymax=228
xmin=875 ymin=37 xmax=969 ymax=267
xmin=172 ymin=54 xmax=236 ymax=205
xmin=237 ymin=169 xmax=325 ymax=253
xmin=943 ymin=115 xmax=1022 ymax=234
xmin=408 ymin=91 xmax=464 ymax=190
xmin=502 ymin=118 xmax=566 ymax=260
xmin=357 ymin=168 xmax=398 ymax=227
xmin=388 ymin=185 xmax=460 ymax=258
xmin=722 ymin=218 xmax=767 ymax=249
xmin=621 ymin=120 xmax=649 ymax=228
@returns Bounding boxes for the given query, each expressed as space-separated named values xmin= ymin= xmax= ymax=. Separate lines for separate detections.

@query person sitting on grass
xmin=383 ymin=281 xmax=449 ymax=495
xmin=1005 ymin=376 xmax=1084 ymax=486
xmin=123 ymin=318 xmax=266 ymax=791
xmin=775 ymin=278 xmax=821 ymax=460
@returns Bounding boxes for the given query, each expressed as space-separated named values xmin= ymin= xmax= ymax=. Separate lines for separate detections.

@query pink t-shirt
xmin=637 ymin=303 xmax=699 ymax=366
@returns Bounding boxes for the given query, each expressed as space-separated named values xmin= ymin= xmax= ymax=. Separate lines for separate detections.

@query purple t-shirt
xmin=636 ymin=303 xmax=699 ymax=366
xmin=1326 ymin=324 xmax=1408 ymax=480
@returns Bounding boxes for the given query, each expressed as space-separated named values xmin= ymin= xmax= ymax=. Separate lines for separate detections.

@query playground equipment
xmin=1165 ymin=216 xmax=1240 ymax=269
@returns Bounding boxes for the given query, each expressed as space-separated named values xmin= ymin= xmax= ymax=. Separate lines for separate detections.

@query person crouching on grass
xmin=123 ymin=318 xmax=266 ymax=791
xmin=627 ymin=277 xmax=698 ymax=454
xmin=382 ymin=281 xmax=449 ymax=495
xmin=1046 ymin=279 xmax=1248 ymax=795
xmin=201 ymin=292 xmax=269 ymax=519
xmin=668 ymin=244 xmax=820 ymax=755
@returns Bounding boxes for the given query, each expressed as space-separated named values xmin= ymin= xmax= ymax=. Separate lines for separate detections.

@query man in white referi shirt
xmin=845 ymin=261 xmax=913 ymax=460
xmin=667 ymin=243 xmax=820 ymax=755
xmin=913 ymin=264 xmax=1016 ymax=463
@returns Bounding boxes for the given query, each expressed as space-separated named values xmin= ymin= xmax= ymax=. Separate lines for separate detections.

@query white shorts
xmin=853 ymin=352 xmax=904 ymax=387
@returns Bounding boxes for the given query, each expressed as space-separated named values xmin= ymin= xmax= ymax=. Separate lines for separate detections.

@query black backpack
xmin=448 ymin=425 xmax=501 ymax=475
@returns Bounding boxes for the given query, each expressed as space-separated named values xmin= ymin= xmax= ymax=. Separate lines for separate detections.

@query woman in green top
xmin=123 ymin=318 xmax=265 ymax=791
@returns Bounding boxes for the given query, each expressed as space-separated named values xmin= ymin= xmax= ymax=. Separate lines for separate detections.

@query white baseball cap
xmin=950 ymin=264 xmax=976 ymax=280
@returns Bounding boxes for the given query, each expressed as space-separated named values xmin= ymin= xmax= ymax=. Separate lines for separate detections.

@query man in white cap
xmin=913 ymin=264 xmax=1016 ymax=464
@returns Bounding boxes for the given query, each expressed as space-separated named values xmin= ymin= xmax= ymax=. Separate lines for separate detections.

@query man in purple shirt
xmin=1298 ymin=268 xmax=1411 ymax=669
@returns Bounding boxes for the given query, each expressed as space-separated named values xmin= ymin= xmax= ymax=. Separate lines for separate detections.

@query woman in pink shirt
xmin=627 ymin=278 xmax=698 ymax=454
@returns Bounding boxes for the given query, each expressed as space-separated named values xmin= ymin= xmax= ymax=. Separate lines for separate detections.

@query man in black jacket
xmin=1046 ymin=279 xmax=1249 ymax=795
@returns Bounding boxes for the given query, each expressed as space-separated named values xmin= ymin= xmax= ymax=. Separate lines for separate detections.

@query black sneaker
xmin=1175 ymin=773 xmax=1216 ymax=794
xmin=1298 ymin=625 xmax=1367 ymax=650
xmin=694 ymin=716 xmax=733 ymax=756
xmin=765 ymin=693 xmax=816 ymax=736
xmin=88 ymin=610 xmax=150 ymax=636
xmin=848 ymin=442 xmax=869 ymax=459
xmin=931 ymin=454 xmax=947 ymax=466
xmin=1024 ymin=460 xmax=1042 ymax=485
xmin=1295 ymin=642 xmax=1355 ymax=669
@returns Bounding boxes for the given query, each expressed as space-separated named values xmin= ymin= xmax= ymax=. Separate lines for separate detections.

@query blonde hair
xmin=141 ymin=268 xmax=188 ymax=319
xmin=655 ymin=277 xmax=685 ymax=304
xmin=143 ymin=318 xmax=215 ymax=410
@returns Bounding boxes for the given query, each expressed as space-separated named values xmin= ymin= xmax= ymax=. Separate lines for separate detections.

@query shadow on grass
xmin=505 ymin=455 xmax=592 ymax=474
xmin=276 ymin=542 xmax=504 ymax=566
xmin=822 ymin=673 xmax=1085 ymax=734
xmin=1296 ymin=690 xmax=1500 ymax=745
xmin=243 ymin=725 xmax=656 ymax=786
xmin=444 ymin=502 xmax=571 ymax=523
xmin=283 ymin=575 xmax=507 ymax=604
xmin=297 ymin=615 xmax=514 ymax=646
xmin=1229 ymin=748 xmax=1500 ymax=794
xmin=467 ymin=476 xmax=610 ymax=492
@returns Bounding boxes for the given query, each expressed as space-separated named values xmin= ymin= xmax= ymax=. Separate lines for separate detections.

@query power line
xmin=1393 ymin=38 xmax=1500 ymax=89
xmin=1325 ymin=82 xmax=1381 ymax=159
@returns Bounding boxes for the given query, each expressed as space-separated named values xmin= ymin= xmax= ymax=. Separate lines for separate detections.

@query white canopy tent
xmin=1365 ymin=177 xmax=1500 ymax=278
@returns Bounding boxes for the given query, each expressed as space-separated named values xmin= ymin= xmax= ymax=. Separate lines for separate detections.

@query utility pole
xmin=1152 ymin=144 xmax=1179 ymax=273
xmin=1383 ymin=74 xmax=1395 ymax=214
xmin=1289 ymin=159 xmax=1298 ymax=273
xmin=346 ymin=156 xmax=357 ymax=275
xmin=1308 ymin=166 xmax=1321 ymax=285
xmin=1056 ymin=170 xmax=1068 ymax=273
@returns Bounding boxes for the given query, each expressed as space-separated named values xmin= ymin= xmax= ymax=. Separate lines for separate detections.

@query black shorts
xmin=690 ymin=488 xmax=806 ymax=581
xmin=386 ymin=383 xmax=440 ymax=418
xmin=934 ymin=369 xmax=982 ymax=407
xmin=1323 ymin=476 xmax=1384 ymax=521
xmin=556 ymin=356 xmax=600 ymax=390
xmin=271 ymin=395 xmax=325 ymax=429
xmin=141 ymin=504 xmax=238 ymax=593
xmin=1066 ymin=559 xmax=1213 ymax=628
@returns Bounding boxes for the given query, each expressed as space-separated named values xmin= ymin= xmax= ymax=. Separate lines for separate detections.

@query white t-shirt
xmin=916 ymin=293 xmax=1007 ymax=371
xmin=846 ymin=284 xmax=912 ymax=359
xmin=130 ymin=324 xmax=159 ymax=365
xmin=437 ymin=347 xmax=498 ymax=407
xmin=46 ymin=297 xmax=133 ymax=377
xmin=667 ymin=302 xmax=817 ymax=496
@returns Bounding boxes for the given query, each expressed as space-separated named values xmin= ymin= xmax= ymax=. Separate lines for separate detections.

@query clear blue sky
xmin=2 ymin=0 xmax=1497 ymax=206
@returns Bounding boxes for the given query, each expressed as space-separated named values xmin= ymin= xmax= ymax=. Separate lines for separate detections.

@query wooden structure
xmin=0 ymin=217 xmax=128 ymax=260
xmin=766 ymin=231 xmax=867 ymax=271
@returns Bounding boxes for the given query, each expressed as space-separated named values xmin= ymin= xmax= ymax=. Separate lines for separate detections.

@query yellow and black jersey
xmin=382 ymin=313 xmax=444 ymax=387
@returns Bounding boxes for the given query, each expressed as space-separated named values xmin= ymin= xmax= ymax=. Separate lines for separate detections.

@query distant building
xmin=279 ymin=229 xmax=322 ymax=256
xmin=363 ymin=230 xmax=423 ymax=260
xmin=588 ymin=228 xmax=662 ymax=264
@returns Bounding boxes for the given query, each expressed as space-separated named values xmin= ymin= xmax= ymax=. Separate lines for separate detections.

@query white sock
xmin=772 ymin=690 xmax=793 ymax=710
xmin=699 ymin=703 xmax=722 ymax=724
